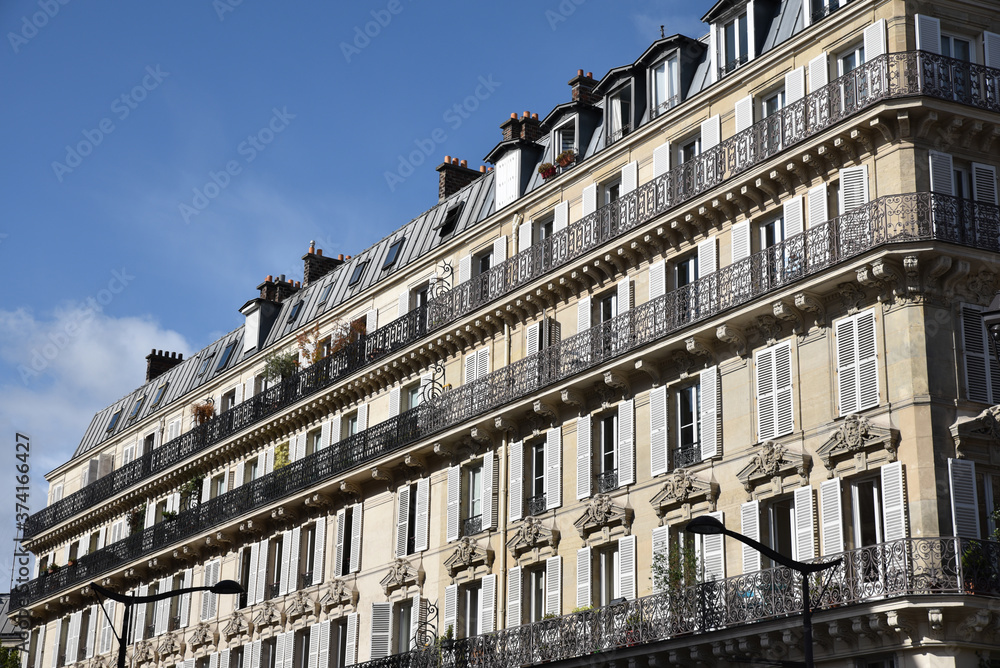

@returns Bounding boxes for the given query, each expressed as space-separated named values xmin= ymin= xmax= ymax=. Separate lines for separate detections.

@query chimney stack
xmin=257 ymin=274 xmax=301 ymax=304
xmin=145 ymin=349 xmax=184 ymax=382
xmin=569 ymin=70 xmax=599 ymax=105
xmin=436 ymin=156 xmax=485 ymax=201
xmin=302 ymin=241 xmax=345 ymax=286
xmin=519 ymin=111 xmax=543 ymax=143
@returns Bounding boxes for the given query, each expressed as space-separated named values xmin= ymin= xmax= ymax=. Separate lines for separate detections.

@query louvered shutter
xmin=839 ymin=165 xmax=869 ymax=214
xmin=929 ymin=151 xmax=955 ymax=195
xmin=495 ymin=151 xmax=520 ymax=208
xmin=414 ymin=478 xmax=429 ymax=552
xmin=144 ymin=502 xmax=156 ymax=529
xmin=398 ymin=290 xmax=410 ymax=319
xmin=698 ymin=236 xmax=717 ymax=275
xmin=335 ymin=509 xmax=347 ymax=575
xmin=985 ymin=31 xmax=1000 ymax=68
xmin=345 ymin=613 xmax=359 ymax=666
xmin=477 ymin=347 xmax=489 ymax=380
xmin=700 ymin=365 xmax=720 ymax=460
xmin=794 ymin=486 xmax=816 ymax=561
xmin=395 ymin=485 xmax=410 ymax=558
xmin=65 ymin=611 xmax=80 ymax=664
xmin=972 ymin=163 xmax=998 ymax=205
xmin=493 ymin=236 xmax=508 ymax=264
xmin=443 ymin=585 xmax=458 ymax=639
xmin=85 ymin=605 xmax=97 ymax=659
xmin=307 ymin=626 xmax=320 ymax=668
xmin=208 ymin=560 xmax=221 ymax=618
xmin=618 ymin=535 xmax=636 ymax=600
xmin=576 ymin=415 xmax=592 ymax=499
xmin=318 ymin=420 xmax=331 ymax=450
xmin=32 ymin=624 xmax=45 ymax=668
xmin=247 ymin=542 xmax=260 ymax=607
xmin=509 ymin=440 xmax=523 ymax=521
xmin=134 ymin=585 xmax=148 ymax=640
xmin=808 ymin=53 xmax=829 ymax=92
xmin=785 ymin=67 xmax=806 ymax=103
xmin=388 ymin=387 xmax=401 ymax=418
xmin=914 ymin=15 xmax=940 ymax=54
xmin=458 ymin=255 xmax=472 ymax=284
xmin=864 ymin=18 xmax=888 ymax=58
xmin=480 ymin=574 xmax=496 ymax=633
xmin=836 ymin=313 xmax=860 ymax=415
xmin=649 ymin=260 xmax=666 ymax=300
xmin=576 ymin=547 xmax=592 ymax=608
xmin=526 ymin=323 xmax=541 ymax=356
xmin=265 ymin=446 xmax=275 ymax=474
xmin=447 ymin=466 xmax=460 ymax=542
xmin=464 ymin=352 xmax=478 ymax=384
xmin=518 ymin=220 xmax=533 ymax=252
xmin=278 ymin=531 xmax=293 ymax=596
xmin=618 ymin=399 xmax=635 ymax=486
xmin=554 ymin=201 xmax=569 ymax=232
xmin=410 ymin=595 xmax=427 ymax=650
xmin=577 ymin=296 xmax=592 ymax=333
xmin=254 ymin=538 xmax=268 ymax=604
xmin=49 ymin=621 xmax=60 ymax=668
xmin=507 ymin=566 xmax=522 ymax=627
xmin=295 ymin=433 xmax=307 ymax=462
xmin=545 ymin=428 xmax=562 ymax=509
xmin=330 ymin=415 xmax=342 ymax=445
xmin=735 ymin=95 xmax=754 ymax=133
xmin=819 ymin=478 xmax=844 ymax=557
xmin=545 ymin=556 xmax=562 ymax=616
xmin=250 ymin=641 xmax=261 ymax=668
xmin=881 ymin=462 xmax=907 ymax=541
xmin=808 ymin=184 xmax=828 ymax=227
xmin=701 ymin=115 xmax=721 ymax=149
xmin=702 ymin=511 xmax=725 ymax=580
xmin=616 ymin=277 xmax=633 ymax=317
xmin=961 ymin=304 xmax=991 ymax=403
xmin=731 ymin=221 xmax=751 ymax=262
xmin=370 ymin=602 xmax=391 ymax=660
xmin=179 ymin=568 xmax=192 ymax=628
xmin=774 ymin=342 xmax=793 ymax=437
xmin=621 ymin=161 xmax=638 ymax=194
xmin=856 ymin=310 xmax=879 ymax=410
xmin=483 ymin=451 xmax=498 ymax=530
xmin=582 ymin=184 xmax=598 ymax=216
xmin=653 ymin=141 xmax=671 ymax=178
xmin=210 ymin=652 xmax=220 ymax=668
xmin=317 ymin=621 xmax=331 ymax=667
xmin=274 ymin=630 xmax=288 ymax=668
xmin=949 ymin=458 xmax=980 ymax=538
xmin=649 ymin=386 xmax=668 ymax=476
xmin=350 ymin=503 xmax=363 ymax=572
xmin=356 ymin=404 xmax=368 ymax=431
xmin=155 ymin=577 xmax=169 ymax=635
xmin=100 ymin=602 xmax=114 ymax=654
xmin=232 ymin=461 xmax=245 ymax=489
xmin=741 ymin=501 xmax=761 ymax=573
xmin=652 ymin=526 xmax=670 ymax=593
xmin=784 ymin=196 xmax=804 ymax=238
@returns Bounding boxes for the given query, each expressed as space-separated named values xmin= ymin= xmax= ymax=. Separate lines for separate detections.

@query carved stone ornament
xmin=736 ymin=441 xmax=811 ymax=497
xmin=444 ymin=536 xmax=494 ymax=576
xmin=505 ymin=516 xmax=560 ymax=558
xmin=187 ymin=622 xmax=213 ymax=648
xmin=649 ymin=469 xmax=718 ymax=520
xmin=132 ymin=640 xmax=154 ymax=664
xmin=252 ymin=600 xmax=283 ymax=629
xmin=573 ymin=494 xmax=632 ymax=538
xmin=285 ymin=589 xmax=313 ymax=619
xmin=88 ymin=656 xmax=110 ymax=668
xmin=319 ymin=578 xmax=358 ymax=610
xmin=951 ymin=404 xmax=1000 ymax=464
xmin=817 ymin=413 xmax=899 ymax=475
xmin=379 ymin=558 xmax=423 ymax=595
xmin=155 ymin=631 xmax=183 ymax=659
xmin=222 ymin=610 xmax=250 ymax=639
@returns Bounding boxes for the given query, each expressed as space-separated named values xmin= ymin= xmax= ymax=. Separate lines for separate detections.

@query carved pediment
xmin=285 ymin=589 xmax=314 ymax=620
xmin=952 ymin=405 xmax=1000 ymax=464
xmin=188 ymin=622 xmax=214 ymax=649
xmin=319 ymin=578 xmax=358 ymax=610
xmin=132 ymin=640 xmax=154 ymax=665
xmin=650 ymin=469 xmax=718 ymax=519
xmin=818 ymin=414 xmax=899 ymax=475
xmin=573 ymin=494 xmax=632 ymax=538
xmin=252 ymin=600 xmax=283 ymax=629
xmin=505 ymin=516 xmax=559 ymax=558
xmin=380 ymin=558 xmax=423 ymax=595
xmin=155 ymin=631 xmax=183 ymax=660
xmin=222 ymin=610 xmax=250 ymax=639
xmin=88 ymin=656 xmax=111 ymax=668
xmin=444 ymin=537 xmax=494 ymax=576
xmin=737 ymin=441 xmax=810 ymax=497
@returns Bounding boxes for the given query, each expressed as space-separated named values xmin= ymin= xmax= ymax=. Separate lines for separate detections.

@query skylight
xmin=287 ymin=300 xmax=304 ymax=324
xmin=215 ymin=342 xmax=236 ymax=371
xmin=151 ymin=382 xmax=169 ymax=408
xmin=106 ymin=410 xmax=122 ymax=433
xmin=197 ymin=353 xmax=215 ymax=376
xmin=128 ymin=396 xmax=145 ymax=420
xmin=438 ymin=203 xmax=463 ymax=237
xmin=348 ymin=262 xmax=368 ymax=287
xmin=317 ymin=283 xmax=333 ymax=304
xmin=383 ymin=238 xmax=405 ymax=270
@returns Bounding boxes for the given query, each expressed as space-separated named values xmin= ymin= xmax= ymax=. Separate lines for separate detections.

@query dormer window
xmin=719 ymin=12 xmax=749 ymax=76
xmin=553 ymin=118 xmax=577 ymax=157
xmin=651 ymin=56 xmax=680 ymax=118
xmin=128 ymin=396 xmax=145 ymax=421
xmin=106 ymin=409 xmax=122 ymax=433
xmin=317 ymin=283 xmax=333 ymax=305
xmin=151 ymin=382 xmax=169 ymax=408
xmin=348 ymin=262 xmax=368 ymax=287
xmin=197 ymin=353 xmax=215 ymax=376
xmin=215 ymin=342 xmax=236 ymax=372
xmin=287 ymin=300 xmax=304 ymax=323
xmin=382 ymin=238 xmax=405 ymax=270
xmin=437 ymin=203 xmax=463 ymax=237
xmin=606 ymin=84 xmax=632 ymax=146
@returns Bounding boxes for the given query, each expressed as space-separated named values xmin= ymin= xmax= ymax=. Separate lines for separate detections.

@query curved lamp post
xmin=685 ymin=515 xmax=841 ymax=668
xmin=90 ymin=580 xmax=244 ymax=668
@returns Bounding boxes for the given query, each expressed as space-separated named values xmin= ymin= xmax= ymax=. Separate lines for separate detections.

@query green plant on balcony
xmin=181 ymin=477 xmax=203 ymax=508
xmin=556 ymin=149 xmax=576 ymax=167
xmin=161 ymin=510 xmax=178 ymax=522
xmin=263 ymin=348 xmax=300 ymax=383
xmin=961 ymin=507 xmax=1000 ymax=593
xmin=274 ymin=442 xmax=291 ymax=470
xmin=190 ymin=401 xmax=215 ymax=426
xmin=45 ymin=563 xmax=59 ymax=574
xmin=128 ymin=505 xmax=146 ymax=534
xmin=538 ymin=162 xmax=557 ymax=180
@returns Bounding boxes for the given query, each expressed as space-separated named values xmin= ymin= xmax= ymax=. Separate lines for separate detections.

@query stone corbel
xmin=270 ymin=506 xmax=296 ymax=529
xmin=871 ymin=258 xmax=904 ymax=306
xmin=960 ymin=120 xmax=984 ymax=148
xmin=402 ymin=454 xmax=427 ymax=477
xmin=603 ymin=371 xmax=631 ymax=399
xmin=868 ymin=116 xmax=894 ymax=144
xmin=916 ymin=111 xmax=938 ymax=140
xmin=532 ymin=401 xmax=559 ymax=430
xmin=927 ymin=608 xmax=944 ymax=637
xmin=433 ymin=442 xmax=454 ymax=462
xmin=896 ymin=110 xmax=910 ymax=138
xmin=902 ymin=255 xmax=921 ymax=301
xmin=924 ymin=255 xmax=952 ymax=292
xmin=794 ymin=292 xmax=825 ymax=330
xmin=671 ymin=350 xmax=696 ymax=378
xmin=173 ymin=544 xmax=200 ymax=563
xmin=816 ymin=144 xmax=839 ymax=173
xmin=837 ymin=282 xmax=867 ymax=313
xmin=685 ymin=337 xmax=714 ymax=366
xmin=834 ymin=136 xmax=858 ymax=164
xmin=801 ymin=153 xmax=825 ymax=180
xmin=983 ymin=124 xmax=1000 ymax=153
xmin=963 ymin=268 xmax=997 ymax=305
xmin=827 ymin=619 xmax=857 ymax=649
xmin=371 ymin=467 xmax=394 ymax=488
xmin=726 ymin=191 xmax=751 ymax=216
xmin=851 ymin=615 xmax=880 ymax=644
xmin=740 ymin=184 xmax=766 ymax=211
xmin=785 ymin=161 xmax=805 ymax=186
xmin=935 ymin=117 xmax=962 ymax=151
xmin=560 ymin=389 xmax=585 ymax=414
xmin=469 ymin=427 xmax=494 ymax=452
xmin=769 ymin=169 xmax=791 ymax=195
xmin=304 ymin=493 xmax=331 ymax=509
xmin=494 ymin=416 xmax=518 ymax=437
xmin=752 ymin=315 xmax=782 ymax=345
xmin=773 ymin=300 xmax=803 ymax=336
xmin=634 ymin=359 xmax=660 ymax=386
xmin=942 ymin=259 xmax=970 ymax=300
xmin=595 ymin=381 xmax=617 ymax=409
xmin=339 ymin=481 xmax=363 ymax=502
xmin=755 ymin=176 xmax=780 ymax=205
xmin=716 ymin=325 xmax=747 ymax=358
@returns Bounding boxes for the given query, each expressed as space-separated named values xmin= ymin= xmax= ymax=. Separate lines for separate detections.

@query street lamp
xmin=686 ymin=515 xmax=841 ymax=668
xmin=981 ymin=293 xmax=1000 ymax=366
xmin=91 ymin=579 xmax=244 ymax=668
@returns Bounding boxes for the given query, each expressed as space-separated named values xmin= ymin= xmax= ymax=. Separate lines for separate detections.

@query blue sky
xmin=0 ymin=0 xmax=709 ymax=578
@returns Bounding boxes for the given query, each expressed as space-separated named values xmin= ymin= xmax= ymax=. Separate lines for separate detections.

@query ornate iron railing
xmin=24 ymin=50 xmax=1000 ymax=541
xmin=605 ymin=123 xmax=632 ymax=146
xmin=650 ymin=95 xmax=680 ymax=120
xmin=526 ymin=495 xmax=547 ymax=517
xmin=597 ymin=470 xmax=619 ymax=493
xmin=462 ymin=516 xmax=483 ymax=538
xmin=13 ymin=191 xmax=1000 ymax=609
xmin=811 ymin=0 xmax=841 ymax=24
xmin=671 ymin=444 xmax=701 ymax=470
xmin=354 ymin=538 xmax=1000 ymax=668
xmin=719 ymin=54 xmax=750 ymax=78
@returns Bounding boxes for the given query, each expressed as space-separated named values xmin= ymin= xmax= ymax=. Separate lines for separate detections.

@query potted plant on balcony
xmin=161 ymin=510 xmax=177 ymax=522
xmin=181 ymin=476 xmax=203 ymax=509
xmin=538 ymin=162 xmax=557 ymax=180
xmin=274 ymin=442 xmax=291 ymax=470
xmin=651 ymin=542 xmax=700 ymax=631
xmin=128 ymin=505 xmax=146 ymax=534
xmin=190 ymin=401 xmax=214 ymax=426
xmin=263 ymin=348 xmax=300 ymax=383
xmin=46 ymin=563 xmax=59 ymax=575
xmin=556 ymin=149 xmax=576 ymax=167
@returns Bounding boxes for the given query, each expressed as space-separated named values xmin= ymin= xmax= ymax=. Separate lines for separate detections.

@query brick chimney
xmin=519 ymin=111 xmax=543 ymax=142
xmin=500 ymin=112 xmax=521 ymax=141
xmin=145 ymin=349 xmax=184 ymax=382
xmin=569 ymin=70 xmax=599 ymax=105
xmin=436 ymin=157 xmax=486 ymax=201
xmin=257 ymin=274 xmax=300 ymax=304
xmin=302 ymin=241 xmax=345 ymax=286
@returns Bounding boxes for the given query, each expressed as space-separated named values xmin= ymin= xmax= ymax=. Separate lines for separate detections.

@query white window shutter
xmin=914 ymin=15 xmax=941 ymax=54
xmin=526 ymin=323 xmax=541 ymax=356
xmin=254 ymin=538 xmax=268 ymax=604
xmin=409 ymin=595 xmax=426 ymax=650
xmin=698 ymin=236 xmax=718 ymax=276
xmin=785 ymin=67 xmax=806 ymax=103
xmin=356 ymin=404 xmax=368 ymax=431
xmin=495 ymin=150 xmax=521 ymax=208
xmin=232 ymin=461 xmax=245 ymax=489
xmin=929 ymin=151 xmax=955 ymax=196
xmin=700 ymin=365 xmax=720 ymax=460
xmin=395 ymin=485 xmax=409 ymax=558
xmin=265 ymin=446 xmax=275 ymax=474
xmin=702 ymin=511 xmax=726 ymax=580
xmin=295 ymin=433 xmax=307 ymax=462
xmin=509 ymin=440 xmax=523 ymax=521
xmin=649 ymin=260 xmax=666 ymax=300
xmin=49 ymin=619 xmax=61 ymax=668
xmin=972 ymin=162 xmax=999 ymax=205
xmin=483 ymin=450 xmax=497 ymax=530
xmin=616 ymin=277 xmax=633 ymax=317
xmin=819 ymin=478 xmax=844 ymax=557
xmin=464 ymin=351 xmax=478 ymax=384
xmin=493 ymin=236 xmax=508 ymax=264
xmin=507 ymin=566 xmax=522 ymax=627
xmin=856 ymin=310 xmax=879 ymax=411
xmin=388 ymin=387 xmax=401 ymax=418
xmin=576 ymin=415 xmax=592 ymax=499
xmin=617 ymin=399 xmax=635 ymax=486
xmin=582 ymin=184 xmax=599 ymax=216
xmin=576 ymin=547 xmax=592 ymax=609
xmin=370 ymin=602 xmax=391 ymax=660
xmin=34 ymin=625 xmax=46 ymax=668
xmin=839 ymin=165 xmax=870 ymax=214
xmin=985 ymin=31 xmax=1000 ymax=69
xmin=808 ymin=53 xmax=829 ymax=93
xmin=961 ymin=304 xmax=992 ymax=403
xmin=307 ymin=624 xmax=320 ymax=668
xmin=653 ymin=141 xmax=671 ymax=178
xmin=274 ymin=634 xmax=287 ymax=668
xmin=398 ymin=290 xmax=410 ymax=319
xmin=949 ymin=458 xmax=980 ymax=538
xmin=881 ymin=462 xmax=907 ymax=541
xmin=518 ymin=220 xmax=533 ymax=252
xmin=414 ymin=478 xmax=429 ymax=553
xmin=741 ymin=500 xmax=761 ymax=573
xmin=479 ymin=347 xmax=490 ymax=383
xmin=735 ymin=95 xmax=754 ymax=133
xmin=621 ymin=161 xmax=638 ymax=194
xmin=617 ymin=535 xmax=636 ymax=600
xmin=864 ymin=18 xmax=888 ymax=58
xmin=144 ymin=502 xmax=156 ymax=529
xmin=447 ymin=465 xmax=460 ymax=542
xmin=443 ymin=585 xmax=458 ymax=639
xmin=649 ymin=386 xmax=668 ymax=476
xmin=836 ymin=315 xmax=860 ymax=415
xmin=335 ymin=509 xmax=347 ymax=575
xmin=278 ymin=530 xmax=294 ymax=596
xmin=577 ymin=296 xmax=592 ymax=332
xmin=651 ymin=526 xmax=670 ymax=593
xmin=774 ymin=342 xmax=794 ymax=437
xmin=458 ymin=255 xmax=472 ymax=284
xmin=65 ymin=612 xmax=80 ymax=664
xmin=554 ymin=201 xmax=569 ymax=232
xmin=85 ymin=604 xmax=97 ymax=658
xmin=808 ymin=184 xmax=828 ymax=227
xmin=345 ymin=613 xmax=359 ymax=666
xmin=793 ymin=486 xmax=816 ymax=561
xmin=176 ymin=568 xmax=191 ymax=629
xmin=350 ymin=503 xmax=363 ymax=572
xmin=250 ymin=640 xmax=262 ymax=668
xmin=544 ymin=556 xmax=562 ymax=616
xmin=701 ymin=115 xmax=721 ymax=150
xmin=366 ymin=308 xmax=379 ymax=333
xmin=479 ymin=574 xmax=496 ymax=634
xmin=545 ymin=427 xmax=562 ymax=510
xmin=784 ymin=196 xmax=804 ymax=238
xmin=247 ymin=543 xmax=260 ymax=607
xmin=731 ymin=221 xmax=751 ymax=263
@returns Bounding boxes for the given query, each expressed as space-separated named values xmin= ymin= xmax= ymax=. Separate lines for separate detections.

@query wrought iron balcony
xmin=719 ymin=54 xmax=749 ymax=78
xmin=462 ymin=515 xmax=483 ymax=537
xmin=811 ymin=0 xmax=841 ymax=23
xmin=650 ymin=95 xmax=680 ymax=120
xmin=671 ymin=444 xmax=701 ymax=470
xmin=300 ymin=571 xmax=313 ymax=589
xmin=597 ymin=469 xmax=619 ymax=493
xmin=354 ymin=538 xmax=1000 ymax=668
xmin=24 ymin=51 xmax=1000 ymax=542
xmin=526 ymin=494 xmax=547 ymax=517
xmin=605 ymin=123 xmax=631 ymax=146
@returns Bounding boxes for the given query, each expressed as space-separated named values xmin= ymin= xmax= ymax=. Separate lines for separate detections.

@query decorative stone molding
xmin=505 ymin=516 xmax=559 ymax=558
xmin=634 ymin=359 xmax=661 ymax=386
xmin=172 ymin=544 xmax=200 ymax=563
xmin=649 ymin=469 xmax=718 ymax=521
xmin=532 ymin=401 xmax=559 ymax=429
xmin=269 ymin=506 xmax=296 ymax=530
xmin=494 ymin=416 xmax=518 ymax=437
xmin=380 ymin=558 xmax=423 ymax=596
xmin=239 ymin=519 xmax=266 ymax=538
xmin=560 ymin=389 xmax=586 ymax=413
xmin=958 ymin=609 xmax=1000 ymax=641
xmin=837 ymin=282 xmax=866 ymax=313
xmin=252 ymin=600 xmax=283 ymax=629
xmin=716 ymin=324 xmax=747 ymax=358
xmin=338 ymin=481 xmax=363 ymax=502
xmin=303 ymin=493 xmax=331 ymax=509
xmin=772 ymin=300 xmax=803 ymax=336
xmin=132 ymin=640 xmax=154 ymax=665
xmin=685 ymin=337 xmax=714 ymax=364
xmin=221 ymin=610 xmax=250 ymax=640
xmin=285 ymin=590 xmax=313 ymax=620
xmin=573 ymin=494 xmax=632 ymax=539
xmin=794 ymin=292 xmax=826 ymax=330
xmin=594 ymin=381 xmax=617 ymax=409
xmin=188 ymin=622 xmax=214 ymax=649
xmin=319 ymin=578 xmax=358 ymax=611
xmin=444 ymin=536 xmax=494 ymax=576
xmin=817 ymin=414 xmax=899 ymax=476
xmin=402 ymin=453 xmax=427 ymax=477
xmin=963 ymin=268 xmax=997 ymax=305
xmin=752 ymin=315 xmax=782 ymax=345
xmin=203 ymin=533 xmax=230 ymax=552
xmin=371 ymin=467 xmax=394 ymax=488
xmin=469 ymin=427 xmax=494 ymax=452
xmin=952 ymin=404 xmax=1000 ymax=465
xmin=737 ymin=441 xmax=811 ymax=498
xmin=155 ymin=631 xmax=183 ymax=661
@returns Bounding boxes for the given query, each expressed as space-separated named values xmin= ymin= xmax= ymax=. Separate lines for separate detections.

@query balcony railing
xmin=671 ymin=444 xmax=701 ymax=470
xmin=526 ymin=494 xmax=547 ymax=517
xmin=650 ymin=95 xmax=680 ymax=120
xmin=597 ymin=469 xmax=619 ymax=493
xmin=23 ymin=51 xmax=1000 ymax=542
xmin=605 ymin=122 xmax=631 ymax=146
xmin=355 ymin=538 xmax=1000 ymax=668
xmin=462 ymin=515 xmax=483 ymax=538
xmin=719 ymin=54 xmax=749 ymax=78
xmin=811 ymin=0 xmax=841 ymax=24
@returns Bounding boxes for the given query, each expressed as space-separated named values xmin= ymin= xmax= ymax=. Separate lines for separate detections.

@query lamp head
xmin=685 ymin=515 xmax=725 ymax=535
xmin=210 ymin=580 xmax=246 ymax=595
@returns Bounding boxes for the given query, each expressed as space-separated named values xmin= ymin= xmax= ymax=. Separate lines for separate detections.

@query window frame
xmin=606 ymin=82 xmax=633 ymax=144
xmin=151 ymin=381 xmax=169 ymax=408
xmin=106 ymin=410 xmax=122 ymax=433
xmin=383 ymin=238 xmax=405 ymax=270
xmin=347 ymin=261 xmax=368 ymax=287
xmin=650 ymin=54 xmax=681 ymax=117
xmin=552 ymin=117 xmax=578 ymax=157
xmin=128 ymin=395 xmax=145 ymax=421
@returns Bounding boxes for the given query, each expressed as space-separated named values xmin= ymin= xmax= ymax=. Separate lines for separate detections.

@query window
xmin=849 ymin=476 xmax=884 ymax=548
xmin=975 ymin=469 xmax=1000 ymax=540
xmin=651 ymin=55 xmax=680 ymax=117
xmin=678 ymin=136 xmax=701 ymax=165
xmin=336 ymin=505 xmax=362 ymax=576
xmin=460 ymin=581 xmax=481 ymax=638
xmin=720 ymin=12 xmax=749 ymax=74
xmin=317 ymin=283 xmax=334 ymax=305
xmin=607 ymin=84 xmax=632 ymax=144
xmin=474 ymin=248 xmax=493 ymax=276
xmin=941 ymin=34 xmax=973 ymax=62
xmin=534 ymin=215 xmax=554 ymax=243
xmin=106 ymin=409 xmax=122 ymax=432
xmin=755 ymin=341 xmax=794 ymax=441
xmin=674 ymin=254 xmax=698 ymax=288
xmin=128 ymin=395 xmax=145 ymax=421
xmin=396 ymin=480 xmax=429 ymax=557
xmin=595 ymin=543 xmax=620 ymax=607
xmin=464 ymin=347 xmax=490 ymax=384
xmin=287 ymin=300 xmax=304 ymax=324
xmin=221 ymin=388 xmax=237 ymax=412
xmin=764 ymin=496 xmax=795 ymax=567
xmin=438 ymin=202 xmax=463 ymax=237
xmin=394 ymin=600 xmax=413 ymax=654
xmin=307 ymin=428 xmax=322 ymax=457
xmin=526 ymin=567 xmax=546 ymax=623
xmin=676 ymin=384 xmax=700 ymax=468
xmin=299 ymin=523 xmax=317 ymax=589
xmin=464 ymin=463 xmax=484 ymax=535
xmin=597 ymin=412 xmax=618 ymax=492
xmin=553 ymin=118 xmax=576 ymax=156
xmin=838 ymin=43 xmax=865 ymax=76
xmin=383 ymin=238 xmax=405 ymax=270
xmin=216 ymin=342 xmax=236 ymax=372
xmin=267 ymin=539 xmax=283 ymax=599
xmin=151 ymin=381 xmax=169 ymax=408
xmin=211 ymin=473 xmax=227 ymax=499
xmin=763 ymin=90 xmax=785 ymax=117
xmin=197 ymin=353 xmax=215 ymax=376
xmin=602 ymin=180 xmax=621 ymax=206
xmin=238 ymin=549 xmax=253 ymax=609
xmin=405 ymin=382 xmax=423 ymax=411
xmin=347 ymin=262 xmax=367 ymax=287
xmin=244 ymin=457 xmax=259 ymax=484
xmin=526 ymin=440 xmax=546 ymax=516
xmin=345 ymin=412 xmax=359 ymax=438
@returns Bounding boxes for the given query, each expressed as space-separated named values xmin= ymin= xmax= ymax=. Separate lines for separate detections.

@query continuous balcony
xmin=13 ymin=189 xmax=1000 ymax=609
xmin=354 ymin=538 xmax=1000 ymax=668
xmin=21 ymin=51 xmax=1000 ymax=540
